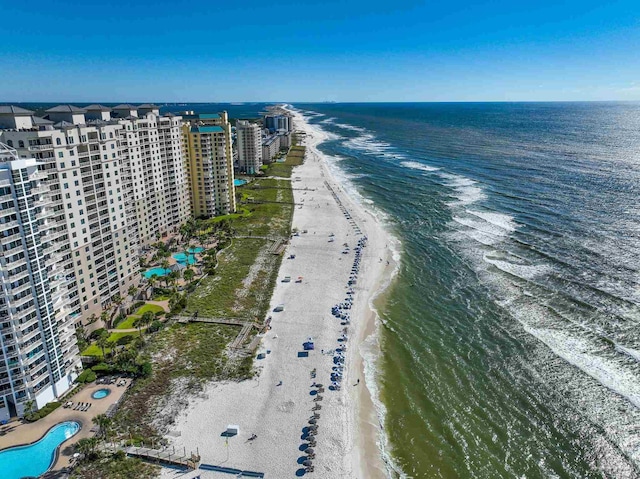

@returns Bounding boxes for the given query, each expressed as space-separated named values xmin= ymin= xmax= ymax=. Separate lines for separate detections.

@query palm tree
xmin=183 ymin=268 xmax=195 ymax=285
xmin=96 ymin=333 xmax=110 ymax=358
xmin=23 ymin=399 xmax=35 ymax=419
xmin=128 ymin=285 xmax=138 ymax=300
xmin=100 ymin=310 xmax=109 ymax=328
xmin=133 ymin=317 xmax=144 ymax=336
xmin=141 ymin=311 xmax=155 ymax=333
xmin=76 ymin=437 xmax=99 ymax=458
xmin=160 ymin=259 xmax=171 ymax=287
xmin=92 ymin=414 xmax=112 ymax=442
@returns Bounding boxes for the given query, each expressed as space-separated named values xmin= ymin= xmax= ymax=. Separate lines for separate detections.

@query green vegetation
xmin=134 ymin=304 xmax=164 ymax=316
xmin=81 ymin=330 xmax=142 ymax=357
xmin=76 ymin=369 xmax=97 ymax=383
xmin=115 ymin=316 xmax=138 ymax=330
xmin=263 ymin=145 xmax=305 ymax=178
xmin=24 ymin=401 xmax=61 ymax=422
xmin=70 ymin=452 xmax=159 ymax=479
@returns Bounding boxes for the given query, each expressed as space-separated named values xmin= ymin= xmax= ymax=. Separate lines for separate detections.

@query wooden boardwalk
xmin=176 ymin=316 xmax=247 ymax=327
xmin=177 ymin=315 xmax=260 ymax=355
xmin=126 ymin=445 xmax=200 ymax=469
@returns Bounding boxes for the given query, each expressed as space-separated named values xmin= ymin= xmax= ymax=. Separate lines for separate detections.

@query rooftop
xmin=191 ymin=126 xmax=224 ymax=134
xmin=45 ymin=105 xmax=87 ymax=113
xmin=84 ymin=104 xmax=112 ymax=112
xmin=113 ymin=104 xmax=138 ymax=110
xmin=185 ymin=113 xmax=221 ymax=120
xmin=0 ymin=106 xmax=35 ymax=115
xmin=31 ymin=116 xmax=54 ymax=125
xmin=138 ymin=103 xmax=159 ymax=109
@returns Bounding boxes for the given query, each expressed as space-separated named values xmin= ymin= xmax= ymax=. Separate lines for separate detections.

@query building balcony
xmin=27 ymin=144 xmax=54 ymax=152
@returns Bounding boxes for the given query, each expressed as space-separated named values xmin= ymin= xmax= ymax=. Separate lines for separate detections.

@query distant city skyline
xmin=3 ymin=0 xmax=640 ymax=102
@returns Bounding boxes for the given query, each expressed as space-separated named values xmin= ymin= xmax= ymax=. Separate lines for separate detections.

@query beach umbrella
xmin=305 ymin=448 xmax=315 ymax=455
xmin=303 ymin=460 xmax=313 ymax=466
xmin=309 ymin=418 xmax=317 ymax=424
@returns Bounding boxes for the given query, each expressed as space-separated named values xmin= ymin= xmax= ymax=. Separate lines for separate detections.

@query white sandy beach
xmin=160 ymin=109 xmax=395 ymax=479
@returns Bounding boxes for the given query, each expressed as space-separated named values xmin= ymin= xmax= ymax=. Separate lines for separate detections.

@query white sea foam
xmin=334 ymin=122 xmax=367 ymax=133
xmin=616 ymin=344 xmax=640 ymax=363
xmin=441 ymin=174 xmax=487 ymax=207
xmin=345 ymin=133 xmax=393 ymax=155
xmin=400 ymin=161 xmax=440 ymax=172
xmin=452 ymin=216 xmax=512 ymax=240
xmin=524 ymin=326 xmax=640 ymax=409
xmin=467 ymin=210 xmax=517 ymax=233
xmin=483 ymin=255 xmax=550 ymax=280
xmin=320 ymin=117 xmax=337 ymax=124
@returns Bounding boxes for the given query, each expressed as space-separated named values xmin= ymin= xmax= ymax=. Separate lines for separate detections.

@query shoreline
xmin=289 ymin=108 xmax=399 ymax=479
xmin=158 ymin=107 xmax=398 ymax=479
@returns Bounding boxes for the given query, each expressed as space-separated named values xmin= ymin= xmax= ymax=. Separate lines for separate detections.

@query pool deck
xmin=0 ymin=379 xmax=131 ymax=470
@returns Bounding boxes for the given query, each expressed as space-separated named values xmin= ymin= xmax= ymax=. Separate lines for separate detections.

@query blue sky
xmin=3 ymin=0 xmax=640 ymax=102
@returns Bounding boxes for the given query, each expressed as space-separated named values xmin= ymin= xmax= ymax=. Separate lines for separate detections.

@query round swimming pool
xmin=0 ymin=420 xmax=80 ymax=479
xmin=91 ymin=388 xmax=111 ymax=399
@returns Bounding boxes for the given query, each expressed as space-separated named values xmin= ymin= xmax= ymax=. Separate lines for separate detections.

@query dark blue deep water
xmin=294 ymin=102 xmax=640 ymax=478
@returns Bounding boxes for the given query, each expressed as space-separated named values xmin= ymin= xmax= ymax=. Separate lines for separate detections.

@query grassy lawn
xmin=134 ymin=304 xmax=165 ymax=316
xmin=109 ymin=331 xmax=141 ymax=343
xmin=81 ymin=331 xmax=142 ymax=357
xmin=152 ymin=295 xmax=171 ymax=301
xmin=234 ymin=178 xmax=294 ymax=237
xmin=116 ymin=316 xmax=138 ymax=329
xmin=264 ymin=146 xmax=305 ymax=178
xmin=82 ymin=344 xmax=108 ymax=357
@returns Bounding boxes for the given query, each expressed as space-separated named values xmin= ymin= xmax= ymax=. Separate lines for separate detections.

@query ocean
xmin=292 ymin=102 xmax=640 ymax=478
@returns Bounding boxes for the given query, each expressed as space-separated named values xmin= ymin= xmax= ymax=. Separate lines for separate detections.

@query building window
xmin=18 ymin=140 xmax=24 ymax=148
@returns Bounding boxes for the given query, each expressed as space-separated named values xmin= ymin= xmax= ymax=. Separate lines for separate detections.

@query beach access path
xmin=160 ymin=110 xmax=393 ymax=479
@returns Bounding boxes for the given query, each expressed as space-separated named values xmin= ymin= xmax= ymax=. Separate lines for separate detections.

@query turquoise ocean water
xmin=293 ymin=103 xmax=640 ymax=479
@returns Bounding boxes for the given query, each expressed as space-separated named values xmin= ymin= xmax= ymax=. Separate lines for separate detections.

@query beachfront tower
xmin=182 ymin=112 xmax=236 ymax=218
xmin=0 ymin=143 xmax=81 ymax=419
xmin=236 ymin=120 xmax=263 ymax=175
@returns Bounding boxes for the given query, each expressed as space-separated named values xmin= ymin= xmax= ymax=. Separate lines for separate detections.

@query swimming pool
xmin=173 ymin=253 xmax=197 ymax=265
xmin=144 ymin=267 xmax=171 ymax=278
xmin=0 ymin=420 xmax=80 ymax=479
xmin=188 ymin=247 xmax=204 ymax=254
xmin=92 ymin=388 xmax=111 ymax=399
xmin=234 ymin=179 xmax=247 ymax=186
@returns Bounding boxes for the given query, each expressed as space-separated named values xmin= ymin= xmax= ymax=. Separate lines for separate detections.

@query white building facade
xmin=0 ymin=143 xmax=81 ymax=419
xmin=236 ymin=120 xmax=262 ymax=175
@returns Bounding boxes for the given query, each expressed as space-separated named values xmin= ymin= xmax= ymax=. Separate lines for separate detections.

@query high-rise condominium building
xmin=182 ymin=112 xmax=236 ymax=217
xmin=0 ymin=106 xmax=139 ymax=326
xmin=236 ymin=120 xmax=262 ymax=175
xmin=0 ymin=142 xmax=81 ymax=419
xmin=264 ymin=114 xmax=292 ymax=133
xmin=107 ymin=104 xmax=191 ymax=248
xmin=0 ymin=103 xmax=191 ymax=320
